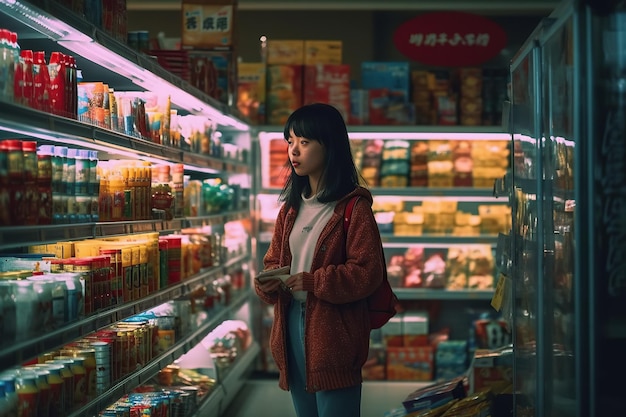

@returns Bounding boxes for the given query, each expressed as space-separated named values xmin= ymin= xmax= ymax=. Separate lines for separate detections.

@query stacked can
xmin=90 ymin=341 xmax=111 ymax=394
xmin=44 ymin=359 xmax=74 ymax=414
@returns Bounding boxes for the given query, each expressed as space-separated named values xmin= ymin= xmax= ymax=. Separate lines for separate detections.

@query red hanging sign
xmin=393 ymin=11 xmax=508 ymax=67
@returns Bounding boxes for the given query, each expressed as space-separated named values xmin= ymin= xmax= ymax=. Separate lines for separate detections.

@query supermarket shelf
xmin=218 ymin=341 xmax=262 ymax=415
xmin=256 ymin=125 xmax=508 ymax=135
xmin=0 ymin=260 xmax=250 ymax=373
xmin=191 ymin=341 xmax=261 ymax=417
xmin=257 ymin=233 xmax=500 ymax=247
xmin=257 ymin=187 xmax=507 ymax=200
xmin=195 ymin=386 xmax=225 ymax=417
xmin=381 ymin=235 xmax=499 ymax=246
xmin=0 ymin=211 xmax=250 ymax=250
xmin=0 ymin=101 xmax=249 ymax=173
xmin=66 ymin=289 xmax=253 ymax=417
xmin=394 ymin=288 xmax=494 ymax=301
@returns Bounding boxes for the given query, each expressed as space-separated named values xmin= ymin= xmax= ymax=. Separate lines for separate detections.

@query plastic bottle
xmin=51 ymin=146 xmax=67 ymax=224
xmin=10 ymin=32 xmax=21 ymax=106
xmin=32 ymin=51 xmax=50 ymax=112
xmin=66 ymin=56 xmax=77 ymax=118
xmin=65 ymin=148 xmax=77 ymax=223
xmin=37 ymin=144 xmax=54 ymax=225
xmin=22 ymin=141 xmax=38 ymax=225
xmin=47 ymin=52 xmax=66 ymax=116
xmin=19 ymin=50 xmax=33 ymax=108
xmin=0 ymin=29 xmax=14 ymax=102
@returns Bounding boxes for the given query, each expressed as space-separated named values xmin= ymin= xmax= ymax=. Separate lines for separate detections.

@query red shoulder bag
xmin=344 ymin=196 xmax=399 ymax=329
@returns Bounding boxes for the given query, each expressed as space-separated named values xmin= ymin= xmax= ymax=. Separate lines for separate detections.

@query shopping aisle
xmin=222 ymin=377 xmax=428 ymax=417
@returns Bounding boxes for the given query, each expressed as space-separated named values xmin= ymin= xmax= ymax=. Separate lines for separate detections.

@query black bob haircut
xmin=279 ymin=103 xmax=360 ymax=211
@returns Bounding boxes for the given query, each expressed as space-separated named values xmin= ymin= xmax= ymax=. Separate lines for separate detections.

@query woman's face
xmin=287 ymin=129 xmax=326 ymax=184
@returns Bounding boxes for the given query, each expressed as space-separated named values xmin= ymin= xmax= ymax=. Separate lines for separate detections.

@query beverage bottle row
xmin=0 ymin=28 xmax=78 ymax=118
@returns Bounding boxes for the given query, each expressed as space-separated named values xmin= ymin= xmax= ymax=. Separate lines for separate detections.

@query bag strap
xmin=343 ymin=196 xmax=360 ymax=234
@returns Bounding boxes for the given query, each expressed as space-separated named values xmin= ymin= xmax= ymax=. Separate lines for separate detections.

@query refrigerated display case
xmin=253 ymin=125 xmax=512 ymax=377
xmin=508 ymin=0 xmax=626 ymax=415
xmin=0 ymin=1 xmax=259 ymax=416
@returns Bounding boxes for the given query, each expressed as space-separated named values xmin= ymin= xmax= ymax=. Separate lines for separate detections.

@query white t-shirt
xmin=288 ymin=194 xmax=336 ymax=301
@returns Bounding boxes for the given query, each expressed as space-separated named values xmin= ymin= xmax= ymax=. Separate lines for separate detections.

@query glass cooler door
xmin=538 ymin=15 xmax=577 ymax=416
xmin=510 ymin=30 xmax=543 ymax=416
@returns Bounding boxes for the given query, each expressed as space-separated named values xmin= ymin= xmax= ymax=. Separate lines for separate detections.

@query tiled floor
xmin=221 ymin=378 xmax=430 ymax=417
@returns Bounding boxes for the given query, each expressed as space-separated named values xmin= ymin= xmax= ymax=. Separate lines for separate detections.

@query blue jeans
xmin=286 ymin=300 xmax=362 ymax=417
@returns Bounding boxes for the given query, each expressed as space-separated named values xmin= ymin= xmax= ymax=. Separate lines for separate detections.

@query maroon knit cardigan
xmin=255 ymin=186 xmax=385 ymax=393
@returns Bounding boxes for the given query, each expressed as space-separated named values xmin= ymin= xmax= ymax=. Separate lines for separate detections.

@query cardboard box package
xmin=182 ymin=0 xmax=236 ymax=50
xmin=266 ymin=64 xmax=303 ymax=125
xmin=188 ymin=50 xmax=236 ymax=106
xmin=303 ymin=64 xmax=350 ymax=121
xmin=266 ymin=40 xmax=304 ymax=65
xmin=386 ymin=346 xmax=434 ymax=381
xmin=237 ymin=62 xmax=266 ymax=124
xmin=304 ymin=40 xmax=342 ymax=65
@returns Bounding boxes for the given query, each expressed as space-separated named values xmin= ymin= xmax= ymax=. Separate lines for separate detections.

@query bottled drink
xmin=19 ymin=50 xmax=34 ymax=108
xmin=47 ymin=52 xmax=66 ymax=116
xmin=32 ymin=51 xmax=50 ymax=112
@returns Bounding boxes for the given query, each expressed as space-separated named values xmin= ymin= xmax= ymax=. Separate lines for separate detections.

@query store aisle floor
xmin=222 ymin=378 xmax=427 ymax=417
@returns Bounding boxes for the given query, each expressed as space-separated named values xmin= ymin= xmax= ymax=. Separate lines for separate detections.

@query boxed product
xmin=362 ymin=62 xmax=413 ymax=125
xmin=303 ymin=64 xmax=350 ymax=121
xmin=181 ymin=0 xmax=236 ymax=50
xmin=368 ymin=88 xmax=415 ymax=125
xmin=188 ymin=50 xmax=236 ymax=106
xmin=436 ymin=340 xmax=469 ymax=380
xmin=386 ymin=346 xmax=434 ymax=381
xmin=468 ymin=347 xmax=513 ymax=394
xmin=361 ymin=61 xmax=410 ymax=101
xmin=403 ymin=311 xmax=429 ymax=347
xmin=402 ymin=376 xmax=466 ymax=413
xmin=304 ymin=40 xmax=342 ymax=65
xmin=380 ymin=140 xmax=411 ymax=187
xmin=266 ymin=40 xmax=305 ymax=65
xmin=380 ymin=313 xmax=404 ymax=347
xmin=267 ymin=138 xmax=289 ymax=188
xmin=349 ymin=89 xmax=369 ymax=125
xmin=237 ymin=62 xmax=266 ymax=124
xmin=266 ymin=64 xmax=303 ymax=125
xmin=362 ymin=344 xmax=387 ymax=380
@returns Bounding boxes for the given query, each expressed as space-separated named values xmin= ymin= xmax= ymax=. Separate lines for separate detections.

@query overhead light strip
xmin=1 ymin=0 xmax=247 ymax=131
xmin=259 ymin=131 xmax=511 ymax=142
xmin=0 ymin=0 xmax=92 ymax=41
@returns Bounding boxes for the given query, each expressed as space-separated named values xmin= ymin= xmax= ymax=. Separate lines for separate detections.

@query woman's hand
xmin=255 ymin=276 xmax=283 ymax=293
xmin=284 ymin=272 xmax=305 ymax=292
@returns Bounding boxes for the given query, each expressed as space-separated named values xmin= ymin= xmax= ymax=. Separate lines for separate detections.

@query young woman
xmin=254 ymin=103 xmax=386 ymax=417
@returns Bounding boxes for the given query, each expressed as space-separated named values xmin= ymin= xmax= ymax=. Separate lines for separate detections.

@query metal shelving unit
xmin=0 ymin=1 xmax=258 ymax=415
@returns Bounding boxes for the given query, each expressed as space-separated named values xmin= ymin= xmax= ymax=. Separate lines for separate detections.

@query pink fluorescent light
xmin=374 ymin=195 xmax=503 ymax=203
xmin=349 ymin=132 xmax=511 ymax=140
xmin=1 ymin=0 xmax=92 ymax=42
